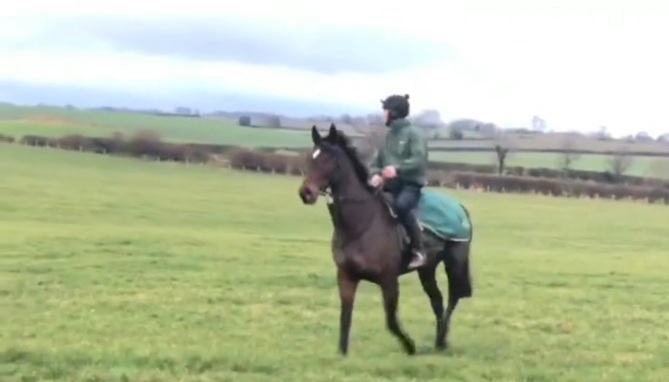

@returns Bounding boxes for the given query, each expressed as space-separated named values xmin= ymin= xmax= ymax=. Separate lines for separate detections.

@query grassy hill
xmin=0 ymin=104 xmax=312 ymax=148
xmin=430 ymin=151 xmax=669 ymax=178
xmin=2 ymin=103 xmax=668 ymax=177
xmin=2 ymin=143 xmax=668 ymax=381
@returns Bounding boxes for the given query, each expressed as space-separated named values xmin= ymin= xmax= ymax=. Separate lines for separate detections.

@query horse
xmin=297 ymin=123 xmax=474 ymax=356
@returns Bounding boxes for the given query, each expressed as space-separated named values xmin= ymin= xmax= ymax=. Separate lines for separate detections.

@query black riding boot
xmin=404 ymin=213 xmax=426 ymax=269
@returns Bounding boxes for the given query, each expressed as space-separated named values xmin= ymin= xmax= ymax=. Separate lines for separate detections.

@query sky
xmin=0 ymin=0 xmax=668 ymax=136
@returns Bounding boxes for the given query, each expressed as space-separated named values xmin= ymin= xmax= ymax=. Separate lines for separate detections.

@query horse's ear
xmin=311 ymin=125 xmax=322 ymax=144
xmin=327 ymin=123 xmax=337 ymax=139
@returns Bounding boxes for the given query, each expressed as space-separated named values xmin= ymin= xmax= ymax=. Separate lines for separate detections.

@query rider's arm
xmin=396 ymin=129 xmax=427 ymax=174
xmin=368 ymin=148 xmax=384 ymax=175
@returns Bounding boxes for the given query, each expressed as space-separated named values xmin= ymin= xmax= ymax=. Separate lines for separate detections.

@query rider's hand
xmin=369 ymin=174 xmax=383 ymax=187
xmin=381 ymin=166 xmax=397 ymax=179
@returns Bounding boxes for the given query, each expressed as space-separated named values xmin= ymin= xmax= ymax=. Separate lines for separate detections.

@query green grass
xmin=430 ymin=150 xmax=669 ymax=177
xmin=0 ymin=104 xmax=312 ymax=147
xmin=0 ymin=120 xmax=113 ymax=138
xmin=3 ymin=104 xmax=668 ymax=177
xmin=2 ymin=143 xmax=668 ymax=381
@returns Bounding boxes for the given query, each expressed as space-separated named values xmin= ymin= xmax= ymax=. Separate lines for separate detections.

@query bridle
xmin=310 ymin=142 xmax=383 ymax=205
xmin=318 ymin=184 xmax=382 ymax=205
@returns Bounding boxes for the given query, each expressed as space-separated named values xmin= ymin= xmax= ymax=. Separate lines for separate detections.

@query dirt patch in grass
xmin=19 ymin=116 xmax=106 ymax=130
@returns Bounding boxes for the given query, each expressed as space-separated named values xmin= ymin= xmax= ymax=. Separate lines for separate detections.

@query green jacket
xmin=369 ymin=118 xmax=428 ymax=187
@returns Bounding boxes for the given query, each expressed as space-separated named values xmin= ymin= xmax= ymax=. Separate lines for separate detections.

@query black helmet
xmin=380 ymin=94 xmax=410 ymax=122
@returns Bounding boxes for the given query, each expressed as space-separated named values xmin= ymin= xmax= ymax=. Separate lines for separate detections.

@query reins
xmin=319 ymin=184 xmax=383 ymax=205
xmin=315 ymin=138 xmax=385 ymax=206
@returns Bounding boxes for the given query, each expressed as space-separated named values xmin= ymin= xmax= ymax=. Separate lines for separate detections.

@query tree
xmin=365 ymin=113 xmax=384 ymax=127
xmin=449 ymin=128 xmax=464 ymax=140
xmin=339 ymin=114 xmax=353 ymax=124
xmin=531 ymin=115 xmax=547 ymax=133
xmin=492 ymin=128 xmax=511 ymax=175
xmin=238 ymin=115 xmax=252 ymax=127
xmin=350 ymin=124 xmax=386 ymax=164
xmin=657 ymin=133 xmax=669 ymax=143
xmin=557 ymin=134 xmax=581 ymax=172
xmin=494 ymin=145 xmax=509 ymax=175
xmin=412 ymin=109 xmax=443 ymax=127
xmin=634 ymin=131 xmax=653 ymax=142
xmin=608 ymin=146 xmax=634 ymax=180
xmin=594 ymin=126 xmax=611 ymax=140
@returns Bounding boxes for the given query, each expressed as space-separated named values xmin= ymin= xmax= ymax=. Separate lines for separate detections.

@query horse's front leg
xmin=337 ymin=267 xmax=359 ymax=356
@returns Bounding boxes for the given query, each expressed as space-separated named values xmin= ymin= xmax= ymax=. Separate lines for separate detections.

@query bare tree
xmin=339 ymin=114 xmax=353 ymax=124
xmin=412 ymin=109 xmax=443 ymax=129
xmin=531 ymin=115 xmax=546 ymax=132
xmin=449 ymin=128 xmax=464 ymax=140
xmin=350 ymin=120 xmax=386 ymax=164
xmin=595 ymin=125 xmax=611 ymax=140
xmin=657 ymin=133 xmax=669 ymax=144
xmin=492 ymin=128 xmax=511 ymax=175
xmin=608 ymin=146 xmax=634 ymax=179
xmin=634 ymin=131 xmax=653 ymax=143
xmin=557 ymin=133 xmax=581 ymax=172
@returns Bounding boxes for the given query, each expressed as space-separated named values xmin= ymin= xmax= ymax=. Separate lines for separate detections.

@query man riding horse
xmin=368 ymin=93 xmax=428 ymax=269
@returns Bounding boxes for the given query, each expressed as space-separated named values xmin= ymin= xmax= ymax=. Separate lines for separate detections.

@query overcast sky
xmin=1 ymin=0 xmax=668 ymax=136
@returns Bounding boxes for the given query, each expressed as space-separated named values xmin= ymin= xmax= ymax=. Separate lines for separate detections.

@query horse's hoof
xmin=405 ymin=339 xmax=416 ymax=355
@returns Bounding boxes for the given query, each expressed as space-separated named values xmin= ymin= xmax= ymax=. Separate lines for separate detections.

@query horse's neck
xmin=330 ymin=174 xmax=387 ymax=237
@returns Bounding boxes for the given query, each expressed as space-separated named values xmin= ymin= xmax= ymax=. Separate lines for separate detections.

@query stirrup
xmin=408 ymin=251 xmax=426 ymax=268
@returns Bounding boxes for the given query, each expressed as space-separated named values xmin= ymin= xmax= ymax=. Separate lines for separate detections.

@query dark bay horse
xmin=298 ymin=123 xmax=474 ymax=356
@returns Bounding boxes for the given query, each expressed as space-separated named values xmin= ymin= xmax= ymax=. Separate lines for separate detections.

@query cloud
xmin=2 ymin=4 xmax=454 ymax=75
xmin=1 ymin=0 xmax=668 ymax=136
xmin=50 ymin=16 xmax=452 ymax=75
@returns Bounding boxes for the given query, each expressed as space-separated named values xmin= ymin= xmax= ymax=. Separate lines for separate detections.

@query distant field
xmin=430 ymin=135 xmax=669 ymax=155
xmin=0 ymin=105 xmax=312 ymax=148
xmin=2 ymin=143 xmax=668 ymax=381
xmin=0 ymin=120 xmax=114 ymax=138
xmin=2 ymin=104 xmax=668 ymax=177
xmin=430 ymin=151 xmax=669 ymax=178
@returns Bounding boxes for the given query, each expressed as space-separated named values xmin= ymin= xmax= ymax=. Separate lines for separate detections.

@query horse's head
xmin=298 ymin=124 xmax=341 ymax=205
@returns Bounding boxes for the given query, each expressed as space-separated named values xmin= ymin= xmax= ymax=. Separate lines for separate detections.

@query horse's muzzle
xmin=298 ymin=185 xmax=318 ymax=205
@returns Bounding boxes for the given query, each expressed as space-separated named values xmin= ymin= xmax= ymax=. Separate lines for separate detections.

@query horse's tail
xmin=461 ymin=203 xmax=473 ymax=243
xmin=445 ymin=203 xmax=473 ymax=299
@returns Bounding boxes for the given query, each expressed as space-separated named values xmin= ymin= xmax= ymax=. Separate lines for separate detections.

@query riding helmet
xmin=380 ymin=94 xmax=410 ymax=121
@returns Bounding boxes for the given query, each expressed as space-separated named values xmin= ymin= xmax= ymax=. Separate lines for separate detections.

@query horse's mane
xmin=325 ymin=129 xmax=374 ymax=192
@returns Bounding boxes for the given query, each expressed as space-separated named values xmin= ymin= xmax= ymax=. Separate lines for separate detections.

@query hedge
xmin=427 ymin=161 xmax=663 ymax=187
xmin=4 ymin=132 xmax=668 ymax=204
xmin=0 ymin=133 xmax=15 ymax=143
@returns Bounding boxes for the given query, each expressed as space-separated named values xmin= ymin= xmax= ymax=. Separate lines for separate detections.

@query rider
xmin=369 ymin=94 xmax=428 ymax=269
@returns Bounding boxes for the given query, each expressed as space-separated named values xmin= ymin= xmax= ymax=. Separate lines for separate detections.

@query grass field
xmin=2 ymin=143 xmax=668 ymax=381
xmin=430 ymin=151 xmax=669 ymax=178
xmin=0 ymin=104 xmax=313 ymax=148
xmin=2 ymin=104 xmax=669 ymax=177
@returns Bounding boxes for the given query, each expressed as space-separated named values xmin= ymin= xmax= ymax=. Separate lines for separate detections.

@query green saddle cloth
xmin=416 ymin=189 xmax=472 ymax=241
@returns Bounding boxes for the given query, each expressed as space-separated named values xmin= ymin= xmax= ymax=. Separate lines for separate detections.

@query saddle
xmin=380 ymin=191 xmax=424 ymax=248
xmin=382 ymin=188 xmax=472 ymax=244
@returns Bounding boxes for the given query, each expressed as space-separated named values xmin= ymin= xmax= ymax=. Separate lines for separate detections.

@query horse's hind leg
xmin=417 ymin=265 xmax=444 ymax=347
xmin=436 ymin=241 xmax=473 ymax=350
xmin=380 ymin=278 xmax=416 ymax=355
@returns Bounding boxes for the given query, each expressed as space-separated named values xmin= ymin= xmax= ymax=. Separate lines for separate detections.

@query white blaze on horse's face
xmin=312 ymin=148 xmax=321 ymax=159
